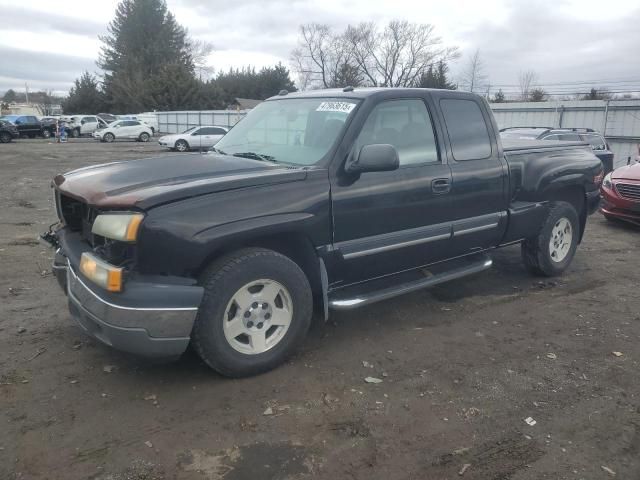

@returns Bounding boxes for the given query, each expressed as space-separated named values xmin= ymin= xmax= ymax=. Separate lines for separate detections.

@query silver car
xmin=158 ymin=126 xmax=228 ymax=152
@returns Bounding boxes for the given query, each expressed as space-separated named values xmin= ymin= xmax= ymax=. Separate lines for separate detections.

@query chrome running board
xmin=328 ymin=254 xmax=492 ymax=310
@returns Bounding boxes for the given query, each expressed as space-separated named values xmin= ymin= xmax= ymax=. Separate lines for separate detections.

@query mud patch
xmin=432 ymin=432 xmax=544 ymax=479
xmin=99 ymin=459 xmax=164 ymax=480
xmin=179 ymin=442 xmax=309 ymax=480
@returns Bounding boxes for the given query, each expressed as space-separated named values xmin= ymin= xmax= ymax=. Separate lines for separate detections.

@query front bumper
xmin=600 ymin=184 xmax=640 ymax=225
xmin=51 ymin=235 xmax=203 ymax=358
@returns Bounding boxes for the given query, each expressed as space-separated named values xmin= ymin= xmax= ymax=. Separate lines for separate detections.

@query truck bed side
xmin=500 ymin=140 xmax=602 ymax=245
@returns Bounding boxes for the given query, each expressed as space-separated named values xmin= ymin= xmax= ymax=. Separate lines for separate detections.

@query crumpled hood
xmin=611 ymin=162 xmax=640 ymax=181
xmin=54 ymin=153 xmax=306 ymax=210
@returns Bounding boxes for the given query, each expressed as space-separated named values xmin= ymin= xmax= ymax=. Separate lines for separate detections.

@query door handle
xmin=431 ymin=178 xmax=451 ymax=194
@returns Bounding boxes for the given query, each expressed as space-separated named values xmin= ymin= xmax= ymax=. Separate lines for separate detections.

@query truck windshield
xmin=213 ymin=98 xmax=360 ymax=166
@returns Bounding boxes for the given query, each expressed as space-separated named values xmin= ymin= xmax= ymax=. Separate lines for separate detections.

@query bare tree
xmin=518 ymin=70 xmax=538 ymax=101
xmin=291 ymin=20 xmax=457 ymax=89
xmin=344 ymin=20 xmax=458 ymax=87
xmin=459 ymin=49 xmax=487 ymax=93
xmin=189 ymin=39 xmax=215 ymax=80
xmin=291 ymin=24 xmax=356 ymax=89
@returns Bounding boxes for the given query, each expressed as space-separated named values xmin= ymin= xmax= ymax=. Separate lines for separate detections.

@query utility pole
xmin=25 ymin=82 xmax=29 ymax=104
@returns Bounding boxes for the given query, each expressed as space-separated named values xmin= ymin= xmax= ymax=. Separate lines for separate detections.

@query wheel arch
xmin=195 ymin=229 xmax=324 ymax=315
xmin=543 ymin=184 xmax=587 ymax=242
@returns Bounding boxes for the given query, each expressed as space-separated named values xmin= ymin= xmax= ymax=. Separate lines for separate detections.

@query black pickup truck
xmin=44 ymin=88 xmax=602 ymax=377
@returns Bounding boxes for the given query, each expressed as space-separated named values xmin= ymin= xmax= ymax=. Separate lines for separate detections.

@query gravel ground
xmin=1 ymin=139 xmax=639 ymax=480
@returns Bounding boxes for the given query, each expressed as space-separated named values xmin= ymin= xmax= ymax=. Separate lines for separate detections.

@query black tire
xmin=192 ymin=248 xmax=313 ymax=377
xmin=0 ymin=132 xmax=11 ymax=143
xmin=71 ymin=128 xmax=80 ymax=138
xmin=521 ymin=201 xmax=580 ymax=277
xmin=175 ymin=139 xmax=189 ymax=152
xmin=103 ymin=132 xmax=115 ymax=143
xmin=28 ymin=133 xmax=36 ymax=139
xmin=139 ymin=132 xmax=150 ymax=142
xmin=42 ymin=129 xmax=52 ymax=139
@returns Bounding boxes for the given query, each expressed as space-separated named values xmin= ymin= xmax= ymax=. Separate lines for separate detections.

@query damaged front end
xmin=42 ymin=187 xmax=204 ymax=358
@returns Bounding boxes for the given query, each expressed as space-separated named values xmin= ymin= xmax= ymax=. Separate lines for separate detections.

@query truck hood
xmin=611 ymin=162 xmax=640 ymax=181
xmin=54 ymin=153 xmax=307 ymax=210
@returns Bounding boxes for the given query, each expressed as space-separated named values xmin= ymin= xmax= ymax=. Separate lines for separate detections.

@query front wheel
xmin=103 ymin=133 xmax=115 ymax=143
xmin=175 ymin=139 xmax=189 ymax=152
xmin=522 ymin=201 xmax=580 ymax=277
xmin=42 ymin=129 xmax=52 ymax=139
xmin=192 ymin=248 xmax=313 ymax=377
xmin=139 ymin=132 xmax=150 ymax=142
xmin=0 ymin=132 xmax=11 ymax=143
xmin=71 ymin=128 xmax=80 ymax=138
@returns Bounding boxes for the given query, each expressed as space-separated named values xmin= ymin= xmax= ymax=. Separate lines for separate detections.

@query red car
xmin=600 ymin=162 xmax=640 ymax=225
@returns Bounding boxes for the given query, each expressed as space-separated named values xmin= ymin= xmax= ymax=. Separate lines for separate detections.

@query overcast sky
xmin=1 ymin=0 xmax=639 ymax=97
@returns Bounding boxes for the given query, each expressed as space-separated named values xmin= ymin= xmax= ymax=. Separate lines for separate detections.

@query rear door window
xmin=440 ymin=99 xmax=492 ymax=161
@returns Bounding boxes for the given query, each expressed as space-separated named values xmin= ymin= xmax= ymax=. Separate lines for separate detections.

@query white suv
xmin=93 ymin=120 xmax=153 ymax=143
xmin=68 ymin=115 xmax=109 ymax=138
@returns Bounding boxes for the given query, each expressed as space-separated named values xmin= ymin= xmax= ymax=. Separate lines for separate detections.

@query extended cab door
xmin=434 ymin=93 xmax=508 ymax=255
xmin=330 ymin=95 xmax=454 ymax=285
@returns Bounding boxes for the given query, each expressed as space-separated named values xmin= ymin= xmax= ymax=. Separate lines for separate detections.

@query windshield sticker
xmin=316 ymin=102 xmax=356 ymax=114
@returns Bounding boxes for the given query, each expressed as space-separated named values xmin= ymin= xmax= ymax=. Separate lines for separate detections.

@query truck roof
xmin=267 ymin=87 xmax=480 ymax=101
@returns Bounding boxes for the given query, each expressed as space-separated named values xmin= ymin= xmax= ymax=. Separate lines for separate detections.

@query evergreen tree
xmin=3 ymin=89 xmax=17 ymax=103
xmin=415 ymin=61 xmax=456 ymax=89
xmin=256 ymin=63 xmax=297 ymax=98
xmin=99 ymin=0 xmax=194 ymax=111
xmin=492 ymin=89 xmax=506 ymax=103
xmin=216 ymin=64 xmax=298 ymax=103
xmin=62 ymin=72 xmax=107 ymax=114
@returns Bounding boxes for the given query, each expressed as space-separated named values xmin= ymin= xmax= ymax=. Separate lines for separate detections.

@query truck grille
xmin=616 ymin=183 xmax=640 ymax=202
xmin=57 ymin=193 xmax=99 ymax=243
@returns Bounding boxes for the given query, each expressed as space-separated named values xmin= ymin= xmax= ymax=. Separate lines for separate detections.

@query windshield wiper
xmin=232 ymin=152 xmax=277 ymax=163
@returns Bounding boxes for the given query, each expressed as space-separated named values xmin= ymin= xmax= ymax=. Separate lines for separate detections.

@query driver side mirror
xmin=346 ymin=144 xmax=399 ymax=174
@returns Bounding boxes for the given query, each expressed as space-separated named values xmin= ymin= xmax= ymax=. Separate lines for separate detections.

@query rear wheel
xmin=103 ymin=132 xmax=115 ymax=143
xmin=175 ymin=139 xmax=189 ymax=152
xmin=192 ymin=248 xmax=313 ymax=377
xmin=139 ymin=132 xmax=150 ymax=142
xmin=522 ymin=201 xmax=579 ymax=276
xmin=42 ymin=129 xmax=52 ymax=139
xmin=71 ymin=128 xmax=80 ymax=138
xmin=0 ymin=132 xmax=11 ymax=143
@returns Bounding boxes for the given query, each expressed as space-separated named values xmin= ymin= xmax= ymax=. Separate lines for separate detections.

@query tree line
xmin=61 ymin=0 xmax=296 ymax=114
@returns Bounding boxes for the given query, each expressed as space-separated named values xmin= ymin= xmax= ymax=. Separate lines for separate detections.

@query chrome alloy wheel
xmin=223 ymin=279 xmax=293 ymax=355
xmin=549 ymin=217 xmax=573 ymax=262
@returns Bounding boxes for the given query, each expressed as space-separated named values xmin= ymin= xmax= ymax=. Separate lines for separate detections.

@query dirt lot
xmin=1 ymin=139 xmax=639 ymax=480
